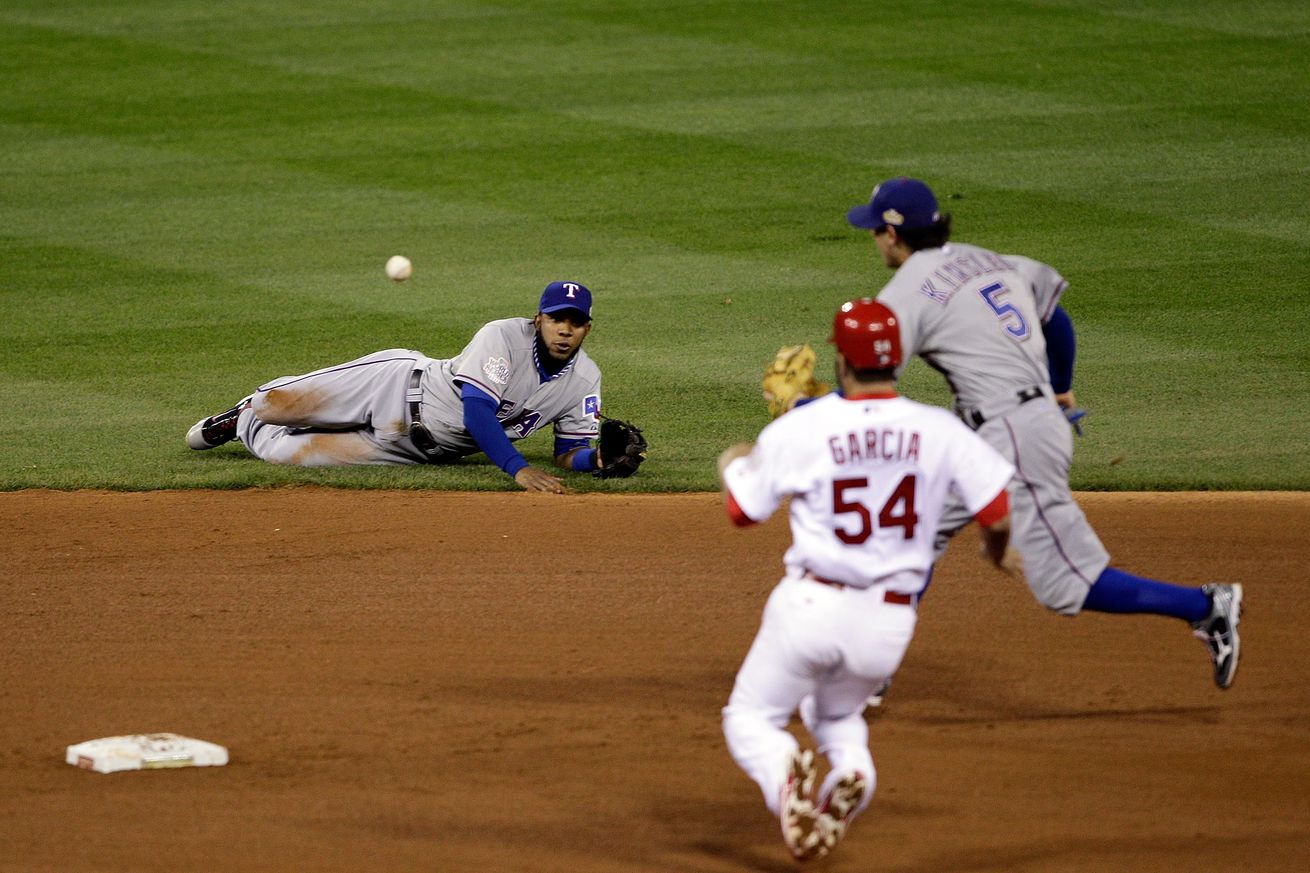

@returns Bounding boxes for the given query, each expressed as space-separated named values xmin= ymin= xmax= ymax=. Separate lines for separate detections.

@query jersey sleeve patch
xmin=584 ymin=394 xmax=600 ymax=417
xmin=482 ymin=356 xmax=510 ymax=386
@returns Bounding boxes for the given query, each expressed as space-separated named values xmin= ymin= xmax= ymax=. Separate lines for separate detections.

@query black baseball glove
xmin=594 ymin=416 xmax=648 ymax=478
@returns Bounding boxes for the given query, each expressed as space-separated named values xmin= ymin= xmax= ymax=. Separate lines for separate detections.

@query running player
xmin=719 ymin=299 xmax=1015 ymax=861
xmin=846 ymin=177 xmax=1241 ymax=687
xmin=185 ymin=281 xmax=607 ymax=493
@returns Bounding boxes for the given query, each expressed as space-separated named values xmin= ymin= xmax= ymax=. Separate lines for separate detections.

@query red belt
xmin=804 ymin=572 xmax=915 ymax=605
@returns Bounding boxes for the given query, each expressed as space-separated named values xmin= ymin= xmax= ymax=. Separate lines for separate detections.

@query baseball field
xmin=3 ymin=1 xmax=1309 ymax=871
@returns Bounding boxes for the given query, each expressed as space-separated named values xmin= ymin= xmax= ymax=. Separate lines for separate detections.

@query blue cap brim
xmin=541 ymin=304 xmax=591 ymax=320
xmin=847 ymin=203 xmax=881 ymax=230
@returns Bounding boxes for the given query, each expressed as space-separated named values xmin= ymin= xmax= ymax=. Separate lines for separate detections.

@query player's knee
xmin=251 ymin=387 xmax=316 ymax=426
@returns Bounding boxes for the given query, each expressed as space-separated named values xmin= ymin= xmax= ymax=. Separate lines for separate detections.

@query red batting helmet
xmin=830 ymin=298 xmax=903 ymax=369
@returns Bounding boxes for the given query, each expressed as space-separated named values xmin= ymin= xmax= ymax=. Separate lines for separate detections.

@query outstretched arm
xmin=460 ymin=384 xmax=566 ymax=493
xmin=554 ymin=437 xmax=596 ymax=472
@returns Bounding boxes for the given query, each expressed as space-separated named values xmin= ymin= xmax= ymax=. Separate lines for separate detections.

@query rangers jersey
xmin=417 ymin=318 xmax=601 ymax=456
xmin=876 ymin=242 xmax=1067 ymax=412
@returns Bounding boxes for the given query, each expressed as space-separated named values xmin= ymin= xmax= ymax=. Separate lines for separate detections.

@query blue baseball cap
xmin=539 ymin=281 xmax=592 ymax=320
xmin=847 ymin=177 xmax=941 ymax=232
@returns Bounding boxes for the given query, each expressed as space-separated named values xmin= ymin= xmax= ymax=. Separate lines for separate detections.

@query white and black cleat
xmin=186 ymin=398 xmax=251 ymax=450
xmin=1192 ymin=583 xmax=1242 ymax=689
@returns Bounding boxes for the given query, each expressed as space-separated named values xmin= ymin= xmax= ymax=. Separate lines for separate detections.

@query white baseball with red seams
xmin=720 ymin=390 xmax=1013 ymax=840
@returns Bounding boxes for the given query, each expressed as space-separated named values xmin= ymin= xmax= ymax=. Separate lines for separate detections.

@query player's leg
xmin=235 ymin=416 xmax=420 ymax=466
xmin=810 ymin=587 xmax=915 ymax=817
xmin=723 ymin=614 xmax=833 ymax=860
xmin=991 ymin=403 xmax=1110 ymax=614
xmin=1000 ymin=402 xmax=1242 ymax=687
xmin=721 ymin=583 xmax=815 ymax=816
xmin=186 ymin=349 xmax=424 ymax=453
xmin=808 ymin=681 xmax=876 ymax=819
xmin=1083 ymin=570 xmax=1242 ymax=688
xmin=790 ymin=592 xmax=913 ymax=860
xmin=250 ymin=349 xmax=419 ymax=432
xmin=234 ymin=349 xmax=432 ymax=466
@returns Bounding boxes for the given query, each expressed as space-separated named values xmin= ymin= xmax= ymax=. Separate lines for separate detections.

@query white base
xmin=66 ymin=733 xmax=229 ymax=773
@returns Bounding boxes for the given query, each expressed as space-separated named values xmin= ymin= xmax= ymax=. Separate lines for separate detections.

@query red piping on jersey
xmin=974 ymin=490 xmax=1009 ymax=528
xmin=845 ymin=391 xmax=899 ymax=400
xmin=725 ymin=491 xmax=758 ymax=527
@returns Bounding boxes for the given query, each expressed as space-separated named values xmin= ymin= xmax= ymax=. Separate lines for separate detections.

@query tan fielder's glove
xmin=762 ymin=344 xmax=831 ymax=419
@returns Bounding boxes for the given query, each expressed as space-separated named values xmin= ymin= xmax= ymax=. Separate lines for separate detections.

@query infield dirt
xmin=3 ymin=490 xmax=1307 ymax=872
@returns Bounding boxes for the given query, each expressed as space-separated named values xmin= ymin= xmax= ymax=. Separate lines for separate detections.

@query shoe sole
xmin=780 ymin=750 xmax=824 ymax=860
xmin=819 ymin=770 xmax=869 ymax=846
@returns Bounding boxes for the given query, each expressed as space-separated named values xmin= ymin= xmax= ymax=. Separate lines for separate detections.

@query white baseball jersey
xmin=724 ymin=392 xmax=1014 ymax=592
xmin=419 ymin=318 xmax=602 ymax=455
xmin=877 ymin=242 xmax=1066 ymax=412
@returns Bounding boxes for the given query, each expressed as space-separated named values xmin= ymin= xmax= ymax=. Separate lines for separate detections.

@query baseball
xmin=385 ymin=255 xmax=412 ymax=282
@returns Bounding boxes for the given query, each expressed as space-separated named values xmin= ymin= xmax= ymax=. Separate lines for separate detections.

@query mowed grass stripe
xmin=0 ymin=2 xmax=1306 ymax=489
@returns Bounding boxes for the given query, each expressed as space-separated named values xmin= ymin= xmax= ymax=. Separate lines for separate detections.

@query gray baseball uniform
xmin=878 ymin=242 xmax=1110 ymax=614
xmin=234 ymin=318 xmax=601 ymax=467
xmin=843 ymin=177 xmax=1242 ymax=689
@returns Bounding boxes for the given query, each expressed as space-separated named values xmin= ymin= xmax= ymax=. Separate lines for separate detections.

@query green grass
xmin=2 ymin=0 xmax=1307 ymax=491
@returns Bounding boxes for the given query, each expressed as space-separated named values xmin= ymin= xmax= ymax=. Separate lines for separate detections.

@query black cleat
xmin=186 ymin=398 xmax=251 ymax=450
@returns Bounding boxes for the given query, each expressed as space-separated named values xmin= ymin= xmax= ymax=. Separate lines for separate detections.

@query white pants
xmin=722 ymin=573 xmax=916 ymax=818
xmin=237 ymin=349 xmax=435 ymax=467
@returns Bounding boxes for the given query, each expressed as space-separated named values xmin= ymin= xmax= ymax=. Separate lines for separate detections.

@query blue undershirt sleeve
xmin=459 ymin=383 xmax=528 ymax=478
xmin=554 ymin=437 xmax=595 ymax=472
xmin=1042 ymin=305 xmax=1076 ymax=394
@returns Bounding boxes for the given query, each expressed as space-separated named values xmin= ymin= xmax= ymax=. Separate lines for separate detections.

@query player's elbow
xmin=723 ymin=491 xmax=759 ymax=527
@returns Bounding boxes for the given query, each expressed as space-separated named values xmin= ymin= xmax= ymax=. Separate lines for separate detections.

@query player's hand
xmin=980 ymin=540 xmax=1024 ymax=576
xmin=514 ymin=466 xmax=569 ymax=494
xmin=1053 ymin=391 xmax=1089 ymax=436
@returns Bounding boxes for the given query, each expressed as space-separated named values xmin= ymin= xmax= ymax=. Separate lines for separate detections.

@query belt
xmin=803 ymin=572 xmax=916 ymax=606
xmin=407 ymin=368 xmax=445 ymax=459
xmin=964 ymin=386 xmax=1044 ymax=430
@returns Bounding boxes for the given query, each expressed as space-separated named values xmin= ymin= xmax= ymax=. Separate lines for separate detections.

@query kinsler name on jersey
xmin=828 ymin=426 xmax=921 ymax=466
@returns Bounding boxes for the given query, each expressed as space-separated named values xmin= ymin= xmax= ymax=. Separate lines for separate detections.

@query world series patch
xmin=482 ymin=356 xmax=510 ymax=386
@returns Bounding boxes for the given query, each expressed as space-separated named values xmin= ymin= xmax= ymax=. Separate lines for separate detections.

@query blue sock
xmin=1083 ymin=567 xmax=1210 ymax=622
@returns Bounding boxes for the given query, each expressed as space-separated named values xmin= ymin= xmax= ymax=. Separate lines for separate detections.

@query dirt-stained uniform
xmin=186 ymin=282 xmax=604 ymax=486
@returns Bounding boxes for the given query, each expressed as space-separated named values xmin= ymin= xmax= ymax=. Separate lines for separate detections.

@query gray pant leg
xmin=238 ymin=349 xmax=433 ymax=467
xmin=981 ymin=401 xmax=1110 ymax=615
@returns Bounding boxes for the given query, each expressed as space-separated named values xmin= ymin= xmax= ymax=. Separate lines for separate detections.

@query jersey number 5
xmin=978 ymin=281 xmax=1030 ymax=340
xmin=832 ymin=474 xmax=919 ymax=544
